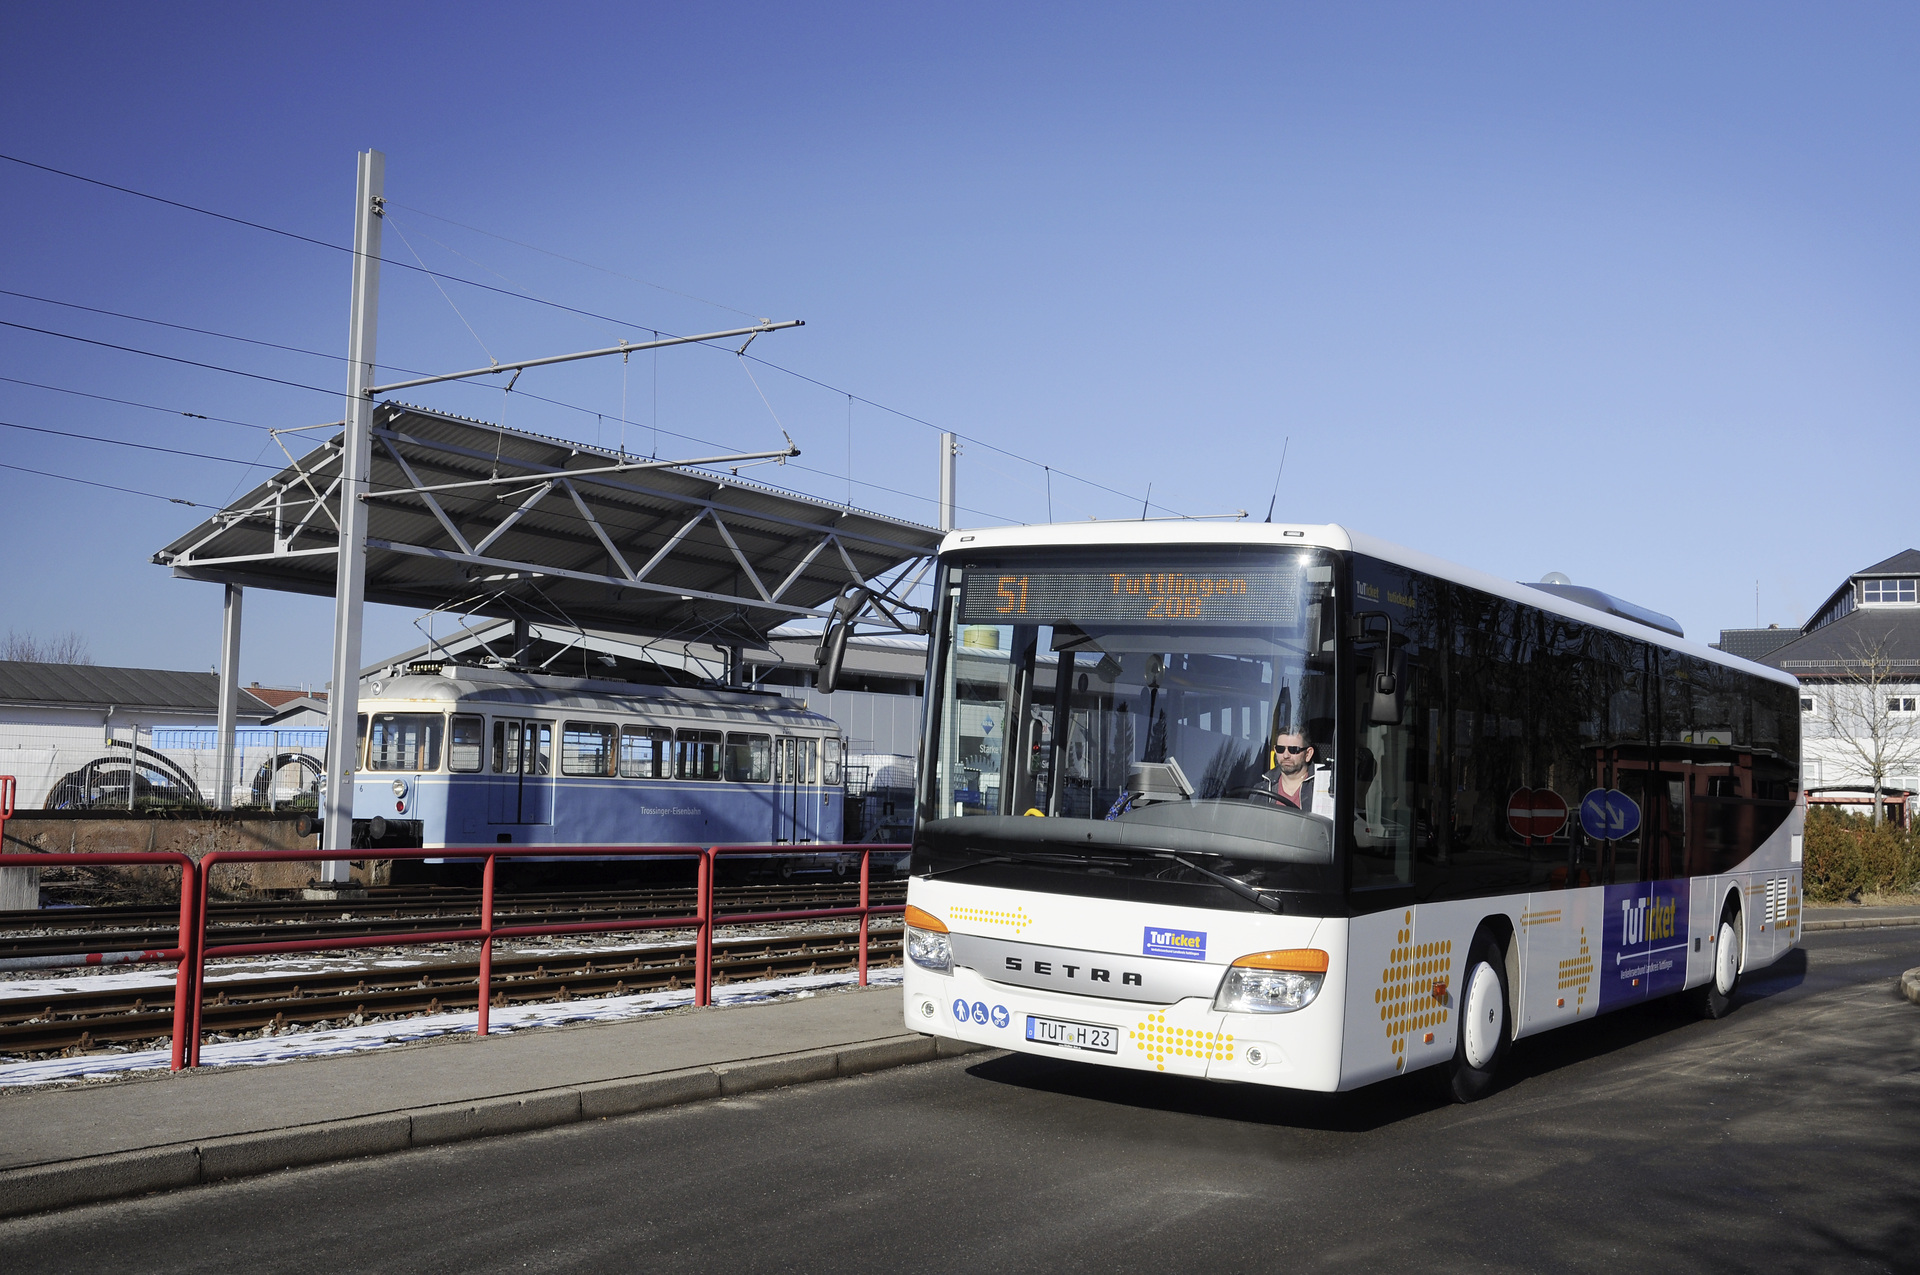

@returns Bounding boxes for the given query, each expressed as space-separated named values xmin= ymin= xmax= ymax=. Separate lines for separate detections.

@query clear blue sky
xmin=2 ymin=3 xmax=1914 ymax=686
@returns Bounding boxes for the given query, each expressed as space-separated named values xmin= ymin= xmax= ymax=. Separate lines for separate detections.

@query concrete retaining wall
xmin=0 ymin=813 xmax=378 ymax=894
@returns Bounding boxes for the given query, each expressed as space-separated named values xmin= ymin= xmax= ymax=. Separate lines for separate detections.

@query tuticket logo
xmin=1143 ymin=927 xmax=1207 ymax=961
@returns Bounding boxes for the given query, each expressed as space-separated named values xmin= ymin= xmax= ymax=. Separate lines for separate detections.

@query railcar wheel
xmin=1692 ymin=910 xmax=1743 ymax=1020
xmin=1442 ymin=932 xmax=1510 ymax=1103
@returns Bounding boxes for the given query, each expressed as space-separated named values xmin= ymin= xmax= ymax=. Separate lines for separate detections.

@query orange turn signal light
xmin=1230 ymin=948 xmax=1329 ymax=973
xmin=904 ymin=904 xmax=948 ymax=934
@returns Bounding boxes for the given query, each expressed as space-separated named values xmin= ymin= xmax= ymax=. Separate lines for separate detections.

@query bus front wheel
xmin=1691 ymin=909 xmax=1742 ymax=1020
xmin=1442 ymin=933 xmax=1511 ymax=1103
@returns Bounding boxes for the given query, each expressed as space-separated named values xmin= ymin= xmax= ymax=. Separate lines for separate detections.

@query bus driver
xmin=1264 ymin=731 xmax=1318 ymax=810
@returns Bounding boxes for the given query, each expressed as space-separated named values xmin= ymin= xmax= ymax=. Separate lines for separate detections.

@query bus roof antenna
xmin=1264 ymin=436 xmax=1290 ymax=523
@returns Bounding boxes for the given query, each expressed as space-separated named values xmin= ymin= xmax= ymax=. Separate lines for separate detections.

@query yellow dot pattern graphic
xmin=1557 ymin=925 xmax=1594 ymax=1014
xmin=949 ymin=904 xmax=1032 ymax=935
xmin=1374 ymin=911 xmax=1451 ymax=1071
xmin=1129 ymin=1012 xmax=1233 ymax=1071
xmin=1780 ymin=876 xmax=1800 ymax=939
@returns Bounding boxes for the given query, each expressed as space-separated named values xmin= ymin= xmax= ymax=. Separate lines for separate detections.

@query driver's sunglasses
xmin=1276 ymin=745 xmax=1310 ymax=754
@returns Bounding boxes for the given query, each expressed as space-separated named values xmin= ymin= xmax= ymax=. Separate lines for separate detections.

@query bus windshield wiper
xmin=1149 ymin=851 xmax=1282 ymax=913
xmin=921 ymin=848 xmax=1108 ymax=880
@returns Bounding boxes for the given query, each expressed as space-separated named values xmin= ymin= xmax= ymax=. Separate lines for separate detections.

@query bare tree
xmin=1808 ymin=634 xmax=1920 ymax=826
xmin=2 ymin=629 xmax=94 ymax=664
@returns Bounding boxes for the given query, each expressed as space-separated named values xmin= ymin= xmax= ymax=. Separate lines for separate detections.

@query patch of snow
xmin=0 ymin=968 xmax=904 ymax=1088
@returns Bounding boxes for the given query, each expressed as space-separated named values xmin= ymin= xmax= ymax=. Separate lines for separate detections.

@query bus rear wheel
xmin=1691 ymin=910 xmax=1742 ymax=1020
xmin=1442 ymin=933 xmax=1510 ymax=1103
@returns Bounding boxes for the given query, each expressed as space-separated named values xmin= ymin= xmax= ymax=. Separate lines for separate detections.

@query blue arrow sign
xmin=1579 ymin=788 xmax=1642 ymax=840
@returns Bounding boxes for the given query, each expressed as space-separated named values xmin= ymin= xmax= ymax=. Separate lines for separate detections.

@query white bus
xmin=899 ymin=523 xmax=1802 ymax=1099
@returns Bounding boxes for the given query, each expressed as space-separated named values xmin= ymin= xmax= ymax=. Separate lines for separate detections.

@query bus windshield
xmin=920 ymin=546 xmax=1337 ymax=906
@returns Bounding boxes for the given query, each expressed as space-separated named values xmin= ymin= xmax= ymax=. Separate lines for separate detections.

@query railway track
xmin=0 ymin=924 xmax=904 ymax=1056
xmin=0 ymin=881 xmax=908 ymax=961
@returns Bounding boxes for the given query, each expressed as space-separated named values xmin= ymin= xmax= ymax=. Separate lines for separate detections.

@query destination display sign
xmin=958 ymin=555 xmax=1302 ymax=625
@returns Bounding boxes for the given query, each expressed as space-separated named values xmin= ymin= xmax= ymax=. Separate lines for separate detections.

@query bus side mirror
xmin=1369 ymin=650 xmax=1405 ymax=726
xmin=814 ymin=586 xmax=870 ymax=694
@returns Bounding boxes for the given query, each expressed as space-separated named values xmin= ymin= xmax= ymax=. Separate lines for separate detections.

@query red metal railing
xmin=188 ymin=845 xmax=712 ymax=1066
xmin=701 ymin=844 xmax=907 ymax=1003
xmin=2 ymin=834 xmax=909 ymax=1072
xmin=0 ymin=850 xmax=200 ymax=1070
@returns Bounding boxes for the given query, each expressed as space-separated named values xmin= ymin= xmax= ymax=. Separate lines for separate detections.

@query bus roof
xmin=937 ymin=521 xmax=1797 ymax=689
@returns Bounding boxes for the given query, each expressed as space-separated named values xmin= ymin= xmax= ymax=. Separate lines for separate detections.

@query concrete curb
xmin=1802 ymin=915 xmax=1920 ymax=932
xmin=1901 ymin=968 xmax=1920 ymax=1007
xmin=0 ymin=1033 xmax=983 ymax=1222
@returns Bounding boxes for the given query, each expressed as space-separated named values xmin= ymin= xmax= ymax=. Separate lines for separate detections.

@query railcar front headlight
xmin=1214 ymin=948 xmax=1329 ymax=1014
xmin=904 ymin=904 xmax=952 ymax=974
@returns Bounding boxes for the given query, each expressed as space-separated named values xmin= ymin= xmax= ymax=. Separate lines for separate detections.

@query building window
xmin=1890 ymin=697 xmax=1918 ymax=714
xmin=1800 ymin=697 xmax=1815 ymax=714
xmin=1862 ymin=578 xmax=1917 ymax=604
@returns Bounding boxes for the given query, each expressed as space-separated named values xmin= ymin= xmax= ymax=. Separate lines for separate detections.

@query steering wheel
xmin=1223 ymin=784 xmax=1283 ymax=805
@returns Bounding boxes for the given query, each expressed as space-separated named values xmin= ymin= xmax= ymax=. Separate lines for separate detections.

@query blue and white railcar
xmin=339 ymin=666 xmax=845 ymax=851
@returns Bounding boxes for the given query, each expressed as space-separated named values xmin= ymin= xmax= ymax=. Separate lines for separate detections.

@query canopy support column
xmin=215 ymin=584 xmax=243 ymax=810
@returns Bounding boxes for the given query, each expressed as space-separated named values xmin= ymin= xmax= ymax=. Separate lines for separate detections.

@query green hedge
xmin=1802 ymin=807 xmax=1920 ymax=902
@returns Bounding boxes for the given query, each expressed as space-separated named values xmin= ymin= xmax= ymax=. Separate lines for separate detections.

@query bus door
xmin=1601 ymin=770 xmax=1688 ymax=1008
xmin=487 ymin=719 xmax=554 ymax=825
xmin=774 ymin=736 xmax=818 ymax=843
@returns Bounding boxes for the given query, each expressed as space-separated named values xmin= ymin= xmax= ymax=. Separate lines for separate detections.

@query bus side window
xmin=726 ymin=733 xmax=771 ymax=783
xmin=450 ymin=715 xmax=484 ymax=773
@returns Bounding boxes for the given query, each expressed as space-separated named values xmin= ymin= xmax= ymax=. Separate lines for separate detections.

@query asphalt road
xmin=3 ymin=928 xmax=1916 ymax=1273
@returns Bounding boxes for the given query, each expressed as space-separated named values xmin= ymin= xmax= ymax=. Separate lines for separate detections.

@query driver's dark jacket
xmin=1260 ymin=768 xmax=1315 ymax=811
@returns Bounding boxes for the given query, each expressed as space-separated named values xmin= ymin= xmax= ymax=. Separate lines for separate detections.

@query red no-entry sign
xmin=1507 ymin=787 xmax=1569 ymax=840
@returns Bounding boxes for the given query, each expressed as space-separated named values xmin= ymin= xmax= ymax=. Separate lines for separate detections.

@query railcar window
xmin=492 ymin=720 xmax=521 ymax=774
xmin=823 ymin=736 xmax=843 ymax=785
xmin=355 ymin=714 xmax=367 ymax=772
xmin=725 ymin=733 xmax=772 ymax=783
xmin=449 ymin=715 xmax=483 ymax=772
xmin=619 ymin=726 xmax=669 ymax=778
xmin=563 ymin=721 xmax=615 ymax=776
xmin=676 ymin=729 xmax=724 ymax=780
xmin=777 ymin=737 xmax=819 ymax=785
xmin=366 ymin=713 xmax=443 ymax=772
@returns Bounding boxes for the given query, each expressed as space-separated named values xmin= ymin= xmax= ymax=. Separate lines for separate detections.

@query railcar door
xmin=773 ymin=736 xmax=818 ymax=843
xmin=519 ymin=721 xmax=554 ymax=825
xmin=486 ymin=718 xmax=554 ymax=826
xmin=487 ymin=719 xmax=523 ymax=824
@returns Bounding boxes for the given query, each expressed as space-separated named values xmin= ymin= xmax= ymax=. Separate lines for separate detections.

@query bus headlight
xmin=1214 ymin=949 xmax=1329 ymax=1014
xmin=904 ymin=904 xmax=951 ymax=974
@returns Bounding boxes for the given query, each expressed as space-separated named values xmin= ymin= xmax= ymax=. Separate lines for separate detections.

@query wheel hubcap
xmin=1716 ymin=921 xmax=1739 ymax=994
xmin=1463 ymin=961 xmax=1504 ymax=1069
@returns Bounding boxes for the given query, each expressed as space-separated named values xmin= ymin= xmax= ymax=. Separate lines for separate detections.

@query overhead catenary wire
xmin=0 ymin=152 xmax=1188 ymax=519
xmin=0 ymin=375 xmax=277 ymax=432
xmin=0 ymin=418 xmax=286 ymax=469
xmin=0 ymin=319 xmax=342 ymax=398
xmin=0 ymin=460 xmax=218 ymax=508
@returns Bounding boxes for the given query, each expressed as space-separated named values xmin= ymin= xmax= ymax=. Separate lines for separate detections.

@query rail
xmin=0 ymin=849 xmax=198 ymax=1070
xmin=5 ymin=838 xmax=911 ymax=1071
xmin=701 ymin=844 xmax=908 ymax=1003
xmin=189 ymin=845 xmax=712 ymax=1066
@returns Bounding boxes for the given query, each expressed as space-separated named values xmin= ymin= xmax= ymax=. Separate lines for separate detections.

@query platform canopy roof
xmin=155 ymin=402 xmax=943 ymax=649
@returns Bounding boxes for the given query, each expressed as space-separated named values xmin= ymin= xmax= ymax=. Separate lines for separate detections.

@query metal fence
xmin=0 ymin=724 xmax=327 ymax=811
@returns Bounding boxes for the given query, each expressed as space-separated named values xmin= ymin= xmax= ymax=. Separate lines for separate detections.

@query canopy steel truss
xmin=155 ymin=401 xmax=942 ymax=649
